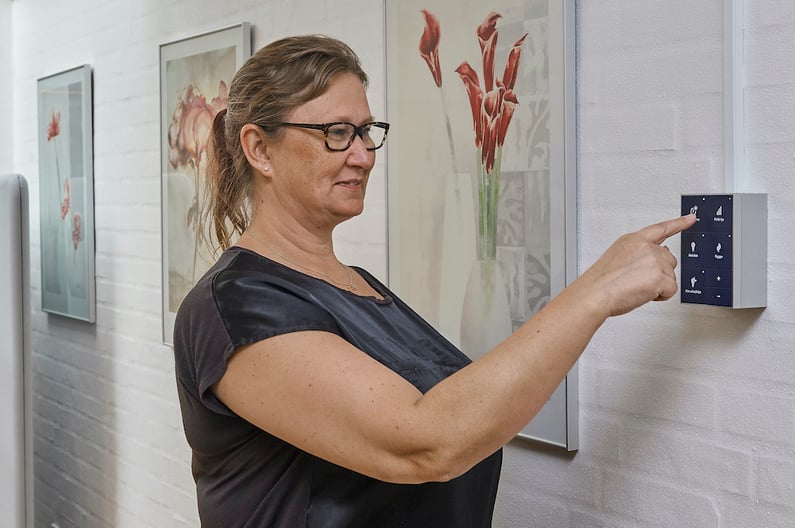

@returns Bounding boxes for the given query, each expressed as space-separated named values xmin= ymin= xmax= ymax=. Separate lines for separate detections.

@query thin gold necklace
xmin=246 ymin=231 xmax=356 ymax=291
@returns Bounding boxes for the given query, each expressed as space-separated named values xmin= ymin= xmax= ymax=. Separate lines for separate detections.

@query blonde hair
xmin=204 ymin=35 xmax=369 ymax=250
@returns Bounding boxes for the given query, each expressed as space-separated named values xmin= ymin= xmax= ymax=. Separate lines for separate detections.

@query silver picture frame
xmin=160 ymin=22 xmax=251 ymax=346
xmin=37 ymin=64 xmax=96 ymax=323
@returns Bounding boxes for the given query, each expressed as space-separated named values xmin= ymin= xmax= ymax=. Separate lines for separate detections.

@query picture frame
xmin=37 ymin=64 xmax=96 ymax=323
xmin=160 ymin=23 xmax=252 ymax=345
xmin=386 ymin=0 xmax=578 ymax=449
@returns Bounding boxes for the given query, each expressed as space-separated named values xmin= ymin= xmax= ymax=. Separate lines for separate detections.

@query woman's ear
xmin=240 ymin=124 xmax=272 ymax=175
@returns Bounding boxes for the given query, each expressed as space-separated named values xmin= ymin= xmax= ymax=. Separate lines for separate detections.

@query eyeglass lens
xmin=326 ymin=123 xmax=388 ymax=151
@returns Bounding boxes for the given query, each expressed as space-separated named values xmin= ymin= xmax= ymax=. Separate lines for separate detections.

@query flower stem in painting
xmin=420 ymin=9 xmax=459 ymax=176
xmin=457 ymin=14 xmax=527 ymax=260
xmin=47 ymin=111 xmax=66 ymax=216
xmin=476 ymin=150 xmax=502 ymax=260
xmin=439 ymin=89 xmax=460 ymax=182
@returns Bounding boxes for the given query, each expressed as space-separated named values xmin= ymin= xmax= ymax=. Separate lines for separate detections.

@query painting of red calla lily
xmin=160 ymin=23 xmax=251 ymax=345
xmin=387 ymin=1 xmax=578 ymax=449
xmin=418 ymin=10 xmax=530 ymax=262
xmin=37 ymin=64 xmax=96 ymax=322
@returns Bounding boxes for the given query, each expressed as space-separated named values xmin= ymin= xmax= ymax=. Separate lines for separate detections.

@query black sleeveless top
xmin=173 ymin=247 xmax=502 ymax=528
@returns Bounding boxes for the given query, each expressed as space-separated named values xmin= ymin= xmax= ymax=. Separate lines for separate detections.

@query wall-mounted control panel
xmin=680 ymin=194 xmax=767 ymax=309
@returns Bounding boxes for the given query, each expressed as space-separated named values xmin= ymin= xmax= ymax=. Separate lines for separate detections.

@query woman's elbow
xmin=374 ymin=446 xmax=475 ymax=484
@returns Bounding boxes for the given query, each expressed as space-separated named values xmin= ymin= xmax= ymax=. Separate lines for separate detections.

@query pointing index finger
xmin=638 ymin=214 xmax=697 ymax=245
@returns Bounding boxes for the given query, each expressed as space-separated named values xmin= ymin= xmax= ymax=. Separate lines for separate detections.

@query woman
xmin=173 ymin=35 xmax=695 ymax=527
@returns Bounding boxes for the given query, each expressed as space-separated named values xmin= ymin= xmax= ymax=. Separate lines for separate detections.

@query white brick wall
xmin=11 ymin=1 xmax=386 ymax=527
xmin=8 ymin=0 xmax=795 ymax=526
xmin=493 ymin=1 xmax=795 ymax=527
xmin=0 ymin=0 xmax=12 ymax=174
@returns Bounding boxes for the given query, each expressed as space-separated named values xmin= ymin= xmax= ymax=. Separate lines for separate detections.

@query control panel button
xmin=681 ymin=195 xmax=733 ymax=233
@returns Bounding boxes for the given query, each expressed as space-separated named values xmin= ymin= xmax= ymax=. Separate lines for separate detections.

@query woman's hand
xmin=577 ymin=214 xmax=697 ymax=318
xmin=214 ymin=214 xmax=698 ymax=485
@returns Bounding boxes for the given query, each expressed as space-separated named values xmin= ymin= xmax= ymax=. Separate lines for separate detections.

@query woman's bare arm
xmin=214 ymin=214 xmax=696 ymax=484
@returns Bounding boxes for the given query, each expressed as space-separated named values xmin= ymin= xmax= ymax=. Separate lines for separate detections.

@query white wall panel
xmin=0 ymin=174 xmax=31 ymax=528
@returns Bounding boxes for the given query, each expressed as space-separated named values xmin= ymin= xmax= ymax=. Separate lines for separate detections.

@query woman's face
xmin=266 ymin=73 xmax=377 ymax=229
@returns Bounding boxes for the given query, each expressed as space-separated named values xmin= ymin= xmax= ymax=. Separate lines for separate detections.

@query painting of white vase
xmin=386 ymin=0 xmax=578 ymax=449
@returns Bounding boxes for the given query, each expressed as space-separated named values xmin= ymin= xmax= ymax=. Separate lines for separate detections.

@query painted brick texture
xmin=6 ymin=0 xmax=795 ymax=527
xmin=494 ymin=0 xmax=795 ymax=526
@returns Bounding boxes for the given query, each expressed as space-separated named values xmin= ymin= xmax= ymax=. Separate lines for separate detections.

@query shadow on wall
xmin=618 ymin=307 xmax=765 ymax=430
xmin=491 ymin=307 xmax=765 ymax=526
xmin=599 ymin=307 xmax=764 ymax=525
xmin=31 ymin=315 xmax=117 ymax=528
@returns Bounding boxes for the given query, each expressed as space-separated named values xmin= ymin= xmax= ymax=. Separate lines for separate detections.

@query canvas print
xmin=38 ymin=65 xmax=96 ymax=322
xmin=386 ymin=1 xmax=577 ymax=448
xmin=160 ymin=23 xmax=251 ymax=345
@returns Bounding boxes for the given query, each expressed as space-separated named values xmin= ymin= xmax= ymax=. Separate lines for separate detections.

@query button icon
xmin=712 ymin=203 xmax=727 ymax=224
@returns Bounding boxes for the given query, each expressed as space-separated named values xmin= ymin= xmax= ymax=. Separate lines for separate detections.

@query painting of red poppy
xmin=160 ymin=23 xmax=251 ymax=345
xmin=37 ymin=64 xmax=96 ymax=322
xmin=386 ymin=0 xmax=578 ymax=449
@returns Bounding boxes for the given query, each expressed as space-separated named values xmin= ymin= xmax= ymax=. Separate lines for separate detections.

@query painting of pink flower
xmin=166 ymin=80 xmax=228 ymax=297
xmin=167 ymin=81 xmax=227 ymax=172
xmin=38 ymin=63 xmax=95 ymax=321
xmin=43 ymin=106 xmax=84 ymax=272
xmin=162 ymin=37 xmax=242 ymax=326
xmin=47 ymin=111 xmax=61 ymax=141
xmin=71 ymin=212 xmax=82 ymax=250
xmin=60 ymin=179 xmax=71 ymax=220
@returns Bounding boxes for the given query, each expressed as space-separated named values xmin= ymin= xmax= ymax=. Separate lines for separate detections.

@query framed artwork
xmin=386 ymin=0 xmax=578 ymax=449
xmin=37 ymin=64 xmax=96 ymax=323
xmin=160 ymin=23 xmax=251 ymax=345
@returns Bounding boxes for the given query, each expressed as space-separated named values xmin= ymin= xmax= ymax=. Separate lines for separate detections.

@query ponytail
xmin=203 ymin=108 xmax=251 ymax=252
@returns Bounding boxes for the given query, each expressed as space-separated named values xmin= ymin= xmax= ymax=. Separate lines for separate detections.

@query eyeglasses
xmin=277 ymin=121 xmax=390 ymax=151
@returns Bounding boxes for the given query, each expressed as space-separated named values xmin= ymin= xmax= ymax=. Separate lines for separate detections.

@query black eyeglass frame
xmin=275 ymin=121 xmax=390 ymax=151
